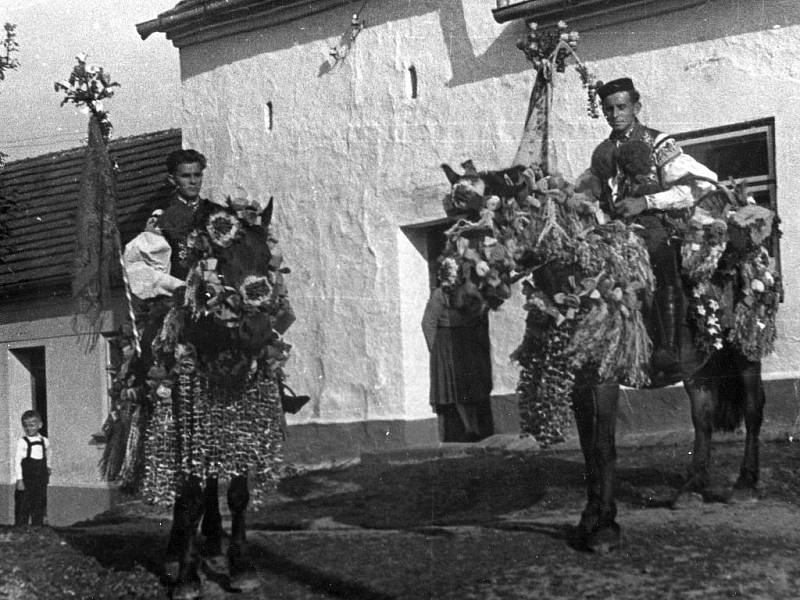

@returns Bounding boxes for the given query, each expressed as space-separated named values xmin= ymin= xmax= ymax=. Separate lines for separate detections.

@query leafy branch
xmin=54 ymin=54 xmax=120 ymax=140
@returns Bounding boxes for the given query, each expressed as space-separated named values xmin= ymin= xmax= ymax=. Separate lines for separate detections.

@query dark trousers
xmin=16 ymin=458 xmax=48 ymax=526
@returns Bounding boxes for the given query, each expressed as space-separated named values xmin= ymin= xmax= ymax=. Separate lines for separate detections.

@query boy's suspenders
xmin=23 ymin=436 xmax=46 ymax=463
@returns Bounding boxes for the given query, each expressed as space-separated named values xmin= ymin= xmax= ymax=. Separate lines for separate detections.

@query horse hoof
xmin=671 ymin=491 xmax=704 ymax=510
xmin=171 ymin=580 xmax=203 ymax=600
xmin=163 ymin=560 xmax=180 ymax=584
xmin=728 ymin=486 xmax=759 ymax=504
xmin=586 ymin=522 xmax=621 ymax=554
xmin=201 ymin=555 xmax=229 ymax=578
xmin=229 ymin=571 xmax=261 ymax=593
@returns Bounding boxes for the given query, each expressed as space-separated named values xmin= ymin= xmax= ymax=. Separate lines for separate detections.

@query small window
xmin=265 ymin=102 xmax=274 ymax=131
xmin=408 ymin=65 xmax=418 ymax=100
xmin=674 ymin=118 xmax=780 ymax=269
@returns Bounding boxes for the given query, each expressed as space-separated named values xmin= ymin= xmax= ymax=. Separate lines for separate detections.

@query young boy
xmin=14 ymin=410 xmax=52 ymax=527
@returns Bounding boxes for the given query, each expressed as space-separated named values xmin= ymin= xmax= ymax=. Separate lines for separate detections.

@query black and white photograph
xmin=0 ymin=0 xmax=797 ymax=598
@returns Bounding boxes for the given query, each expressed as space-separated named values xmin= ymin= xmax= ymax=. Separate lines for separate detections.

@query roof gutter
xmin=137 ymin=0 xmax=265 ymax=40
xmin=492 ymin=0 xmax=709 ymax=28
xmin=136 ymin=0 xmax=353 ymax=47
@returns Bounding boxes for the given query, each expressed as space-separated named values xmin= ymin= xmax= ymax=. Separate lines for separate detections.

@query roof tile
xmin=0 ymin=129 xmax=181 ymax=298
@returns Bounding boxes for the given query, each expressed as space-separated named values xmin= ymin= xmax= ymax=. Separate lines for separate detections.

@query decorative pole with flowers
xmin=0 ymin=23 xmax=20 ymax=169
xmin=55 ymin=54 xmax=124 ymax=348
xmin=0 ymin=23 xmax=20 ymax=263
xmin=514 ymin=20 xmax=599 ymax=174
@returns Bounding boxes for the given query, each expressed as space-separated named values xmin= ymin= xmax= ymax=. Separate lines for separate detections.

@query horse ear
xmin=441 ymin=164 xmax=461 ymax=185
xmin=263 ymin=197 xmax=274 ymax=227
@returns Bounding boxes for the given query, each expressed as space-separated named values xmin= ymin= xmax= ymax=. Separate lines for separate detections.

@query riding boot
xmin=651 ymin=285 xmax=682 ymax=386
xmin=587 ymin=382 xmax=622 ymax=552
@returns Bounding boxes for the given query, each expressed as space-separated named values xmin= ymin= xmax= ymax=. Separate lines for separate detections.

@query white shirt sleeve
xmin=14 ymin=438 xmax=25 ymax=481
xmin=645 ymin=152 xmax=718 ymax=211
xmin=44 ymin=437 xmax=52 ymax=471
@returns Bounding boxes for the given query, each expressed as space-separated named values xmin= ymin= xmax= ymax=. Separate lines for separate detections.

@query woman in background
xmin=422 ymin=259 xmax=494 ymax=442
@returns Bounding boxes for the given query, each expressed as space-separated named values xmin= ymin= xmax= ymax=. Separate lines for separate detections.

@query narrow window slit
xmin=408 ymin=66 xmax=418 ymax=99
xmin=266 ymin=101 xmax=274 ymax=131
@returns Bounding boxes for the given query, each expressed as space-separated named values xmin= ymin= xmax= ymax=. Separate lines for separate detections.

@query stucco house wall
xmin=170 ymin=0 xmax=800 ymax=444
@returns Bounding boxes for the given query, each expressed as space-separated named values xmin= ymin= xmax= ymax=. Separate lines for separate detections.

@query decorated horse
xmin=439 ymin=151 xmax=780 ymax=551
xmin=100 ymin=194 xmax=298 ymax=598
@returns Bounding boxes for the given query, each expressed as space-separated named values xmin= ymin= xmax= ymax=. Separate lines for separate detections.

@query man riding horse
xmin=572 ymin=77 xmax=772 ymax=550
xmin=112 ymin=149 xmax=296 ymax=599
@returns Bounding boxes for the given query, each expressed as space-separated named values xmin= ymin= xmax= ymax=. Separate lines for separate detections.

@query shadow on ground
xmin=254 ymin=451 xmax=688 ymax=531
xmin=49 ymin=440 xmax=800 ymax=598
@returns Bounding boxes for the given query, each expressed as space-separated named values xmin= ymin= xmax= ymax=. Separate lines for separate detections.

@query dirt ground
xmin=4 ymin=437 xmax=800 ymax=599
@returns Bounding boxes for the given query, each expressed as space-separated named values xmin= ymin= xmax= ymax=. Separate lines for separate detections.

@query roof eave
xmin=492 ymin=0 xmax=709 ymax=29
xmin=136 ymin=0 xmax=352 ymax=47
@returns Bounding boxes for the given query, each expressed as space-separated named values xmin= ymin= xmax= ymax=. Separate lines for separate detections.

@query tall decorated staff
xmin=514 ymin=20 xmax=600 ymax=173
xmin=55 ymin=55 xmax=123 ymax=347
xmin=0 ymin=23 xmax=20 ymax=262
xmin=55 ymin=57 xmax=149 ymax=485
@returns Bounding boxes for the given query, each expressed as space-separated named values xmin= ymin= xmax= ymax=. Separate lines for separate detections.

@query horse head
xmin=174 ymin=196 xmax=294 ymax=380
xmin=441 ymin=160 xmax=528 ymax=216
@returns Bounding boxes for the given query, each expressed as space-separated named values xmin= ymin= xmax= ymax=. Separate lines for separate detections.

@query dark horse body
xmin=142 ymin=198 xmax=293 ymax=598
xmin=572 ymin=310 xmax=766 ymax=552
xmin=442 ymin=161 xmax=769 ymax=552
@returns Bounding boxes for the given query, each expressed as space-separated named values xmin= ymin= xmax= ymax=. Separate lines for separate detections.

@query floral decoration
xmin=101 ymin=191 xmax=295 ymax=505
xmin=517 ymin=20 xmax=600 ymax=118
xmin=439 ymin=162 xmax=654 ymax=445
xmin=682 ymin=181 xmax=781 ymax=362
xmin=240 ymin=274 xmax=273 ymax=308
xmin=690 ymin=281 xmax=725 ymax=355
xmin=680 ymin=208 xmax=728 ymax=281
xmin=728 ymin=246 xmax=781 ymax=361
xmin=54 ymin=54 xmax=120 ymax=139
xmin=206 ymin=211 xmax=241 ymax=247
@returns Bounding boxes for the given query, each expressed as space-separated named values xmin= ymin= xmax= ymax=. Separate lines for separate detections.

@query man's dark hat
xmin=597 ymin=77 xmax=635 ymax=100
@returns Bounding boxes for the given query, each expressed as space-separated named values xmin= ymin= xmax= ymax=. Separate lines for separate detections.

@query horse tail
xmin=712 ymin=371 xmax=746 ymax=432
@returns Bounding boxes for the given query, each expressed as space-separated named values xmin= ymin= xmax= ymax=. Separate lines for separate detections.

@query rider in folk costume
xmin=589 ymin=77 xmax=718 ymax=386
xmin=156 ymin=149 xmax=210 ymax=280
xmin=570 ymin=77 xmax=723 ymax=548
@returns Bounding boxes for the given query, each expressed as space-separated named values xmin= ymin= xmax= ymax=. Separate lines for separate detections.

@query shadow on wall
xmin=177 ymin=0 xmax=535 ymax=85
xmin=179 ymin=0 xmax=800 ymax=87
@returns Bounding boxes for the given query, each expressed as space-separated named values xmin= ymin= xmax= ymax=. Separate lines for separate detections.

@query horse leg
xmin=732 ymin=359 xmax=765 ymax=498
xmin=227 ymin=474 xmax=260 ymax=591
xmin=199 ymin=475 xmax=229 ymax=579
xmin=586 ymin=382 xmax=621 ymax=552
xmin=572 ymin=383 xmax=601 ymax=538
xmin=572 ymin=381 xmax=621 ymax=551
xmin=678 ymin=380 xmax=715 ymax=500
xmin=166 ymin=475 xmax=205 ymax=600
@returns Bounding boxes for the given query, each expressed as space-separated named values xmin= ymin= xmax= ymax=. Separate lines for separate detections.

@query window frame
xmin=673 ymin=118 xmax=780 ymax=271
